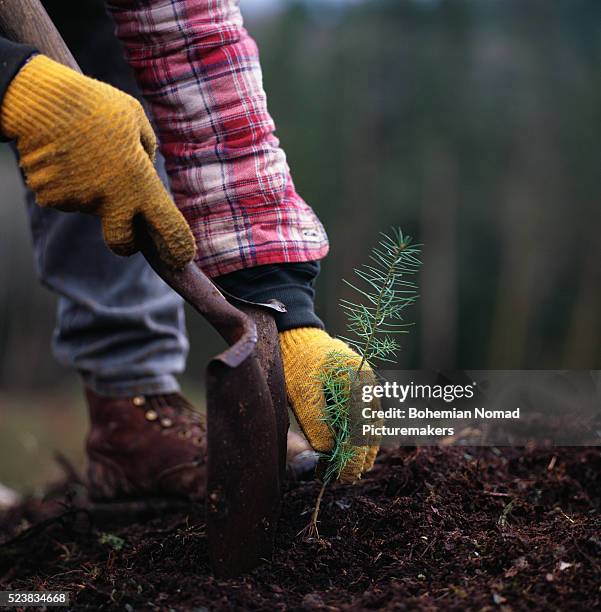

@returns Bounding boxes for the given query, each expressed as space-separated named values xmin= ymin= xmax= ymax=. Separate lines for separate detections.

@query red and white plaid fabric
xmin=106 ymin=0 xmax=329 ymax=277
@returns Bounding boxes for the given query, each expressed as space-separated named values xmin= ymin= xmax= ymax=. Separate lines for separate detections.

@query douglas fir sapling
xmin=301 ymin=228 xmax=421 ymax=539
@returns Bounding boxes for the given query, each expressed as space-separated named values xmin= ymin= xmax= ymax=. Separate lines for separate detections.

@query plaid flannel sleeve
xmin=105 ymin=0 xmax=329 ymax=277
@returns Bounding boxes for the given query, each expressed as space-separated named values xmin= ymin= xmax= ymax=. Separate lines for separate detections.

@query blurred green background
xmin=2 ymin=0 xmax=601 ymax=492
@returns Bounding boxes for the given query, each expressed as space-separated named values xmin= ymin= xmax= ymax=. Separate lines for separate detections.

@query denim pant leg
xmin=25 ymin=183 xmax=189 ymax=398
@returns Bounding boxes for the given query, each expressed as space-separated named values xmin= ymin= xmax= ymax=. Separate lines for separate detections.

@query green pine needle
xmin=318 ymin=228 xmax=421 ymax=483
xmin=317 ymin=352 xmax=359 ymax=482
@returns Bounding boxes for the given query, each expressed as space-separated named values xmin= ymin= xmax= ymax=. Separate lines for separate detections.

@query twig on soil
xmin=555 ymin=507 xmax=575 ymax=524
xmin=481 ymin=491 xmax=512 ymax=498
xmin=497 ymin=499 xmax=515 ymax=528
xmin=419 ymin=536 xmax=437 ymax=558
xmin=46 ymin=568 xmax=85 ymax=581
xmin=0 ymin=508 xmax=91 ymax=548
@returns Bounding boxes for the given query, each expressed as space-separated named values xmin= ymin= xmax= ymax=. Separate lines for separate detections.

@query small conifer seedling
xmin=301 ymin=228 xmax=421 ymax=539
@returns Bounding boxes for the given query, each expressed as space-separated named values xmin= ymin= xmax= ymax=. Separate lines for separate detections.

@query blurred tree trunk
xmin=486 ymin=184 xmax=537 ymax=368
xmin=562 ymin=222 xmax=601 ymax=367
xmin=420 ymin=141 xmax=457 ymax=369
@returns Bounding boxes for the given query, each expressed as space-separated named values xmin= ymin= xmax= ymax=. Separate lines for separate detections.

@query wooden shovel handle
xmin=0 ymin=0 xmax=79 ymax=70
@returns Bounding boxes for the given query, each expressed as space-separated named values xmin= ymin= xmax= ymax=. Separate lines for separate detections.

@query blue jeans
xmin=25 ymin=157 xmax=189 ymax=397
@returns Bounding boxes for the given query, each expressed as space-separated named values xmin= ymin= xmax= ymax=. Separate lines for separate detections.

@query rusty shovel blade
xmin=136 ymin=220 xmax=288 ymax=577
xmin=206 ymin=353 xmax=281 ymax=575
xmin=205 ymin=302 xmax=290 ymax=576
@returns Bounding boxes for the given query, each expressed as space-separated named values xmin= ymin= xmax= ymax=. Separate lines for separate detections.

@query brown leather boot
xmin=86 ymin=389 xmax=319 ymax=502
xmin=86 ymin=389 xmax=207 ymax=501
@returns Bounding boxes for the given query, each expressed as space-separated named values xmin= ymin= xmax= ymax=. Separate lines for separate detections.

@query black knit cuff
xmin=0 ymin=37 xmax=37 ymax=140
xmin=214 ymin=262 xmax=324 ymax=332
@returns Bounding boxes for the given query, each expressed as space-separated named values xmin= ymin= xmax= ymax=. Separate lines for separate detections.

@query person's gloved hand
xmin=0 ymin=55 xmax=195 ymax=268
xmin=279 ymin=327 xmax=380 ymax=483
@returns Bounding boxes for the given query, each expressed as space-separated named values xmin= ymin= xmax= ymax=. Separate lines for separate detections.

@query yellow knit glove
xmin=279 ymin=327 xmax=380 ymax=483
xmin=0 ymin=55 xmax=195 ymax=268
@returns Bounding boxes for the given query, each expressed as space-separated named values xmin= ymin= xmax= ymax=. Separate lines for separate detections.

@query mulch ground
xmin=1 ymin=446 xmax=600 ymax=610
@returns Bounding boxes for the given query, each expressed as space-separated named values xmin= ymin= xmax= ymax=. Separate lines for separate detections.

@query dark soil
xmin=1 ymin=447 xmax=600 ymax=610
